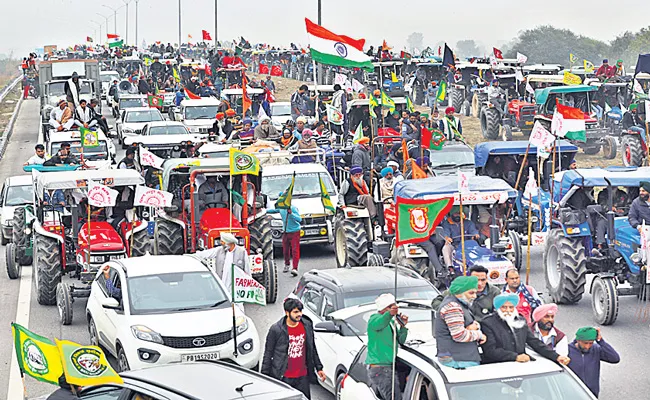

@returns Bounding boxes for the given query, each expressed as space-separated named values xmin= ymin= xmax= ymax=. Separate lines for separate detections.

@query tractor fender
xmin=338 ymin=206 xmax=370 ymax=219
xmin=561 ymin=221 xmax=591 ymax=238
xmin=123 ymin=220 xmax=148 ymax=241
xmin=246 ymin=209 xmax=268 ymax=225
xmin=157 ymin=212 xmax=185 ymax=229
xmin=32 ymin=221 xmax=64 ymax=244
xmin=589 ymin=272 xmax=617 ymax=294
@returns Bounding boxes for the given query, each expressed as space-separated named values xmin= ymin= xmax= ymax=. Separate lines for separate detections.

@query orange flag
xmin=242 ymin=72 xmax=252 ymax=116
xmin=401 ymin=140 xmax=409 ymax=174
xmin=411 ymin=162 xmax=427 ymax=179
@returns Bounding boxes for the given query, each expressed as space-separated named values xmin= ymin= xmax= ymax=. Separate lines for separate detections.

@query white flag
xmin=87 ymin=181 xmax=118 ymax=207
xmin=458 ymin=170 xmax=470 ymax=194
xmin=633 ymin=79 xmax=643 ymax=94
xmin=140 ymin=146 xmax=165 ymax=169
xmin=352 ymin=122 xmax=364 ymax=144
xmin=523 ymin=167 xmax=537 ymax=199
xmin=233 ymin=266 xmax=266 ymax=306
xmin=258 ymin=105 xmax=269 ymax=121
xmin=326 ymin=104 xmax=344 ymax=125
xmin=516 ymin=52 xmax=528 ymax=64
xmin=489 ymin=55 xmax=498 ymax=68
xmin=134 ymin=185 xmax=174 ymax=207
xmin=551 ymin=110 xmax=565 ymax=137
xmin=334 ymin=73 xmax=348 ymax=86
xmin=351 ymin=78 xmax=364 ymax=93
xmin=526 ymin=81 xmax=535 ymax=95
xmin=514 ymin=69 xmax=525 ymax=82
xmin=529 ymin=121 xmax=555 ymax=149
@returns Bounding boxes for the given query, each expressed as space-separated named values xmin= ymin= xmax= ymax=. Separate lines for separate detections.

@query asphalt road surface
xmin=0 ymin=99 xmax=648 ymax=400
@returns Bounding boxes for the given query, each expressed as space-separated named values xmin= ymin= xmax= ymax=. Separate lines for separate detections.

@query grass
xmin=0 ymin=86 xmax=22 ymax=136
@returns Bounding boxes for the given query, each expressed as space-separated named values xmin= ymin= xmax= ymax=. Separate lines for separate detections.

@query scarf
xmin=281 ymin=136 xmax=292 ymax=147
xmin=504 ymin=283 xmax=542 ymax=311
xmin=351 ymin=178 xmax=369 ymax=195
xmin=66 ymin=78 xmax=80 ymax=106
xmin=380 ymin=178 xmax=394 ymax=199
xmin=444 ymin=116 xmax=462 ymax=140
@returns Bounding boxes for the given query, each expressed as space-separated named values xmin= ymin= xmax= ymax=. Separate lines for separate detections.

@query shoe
xmin=291 ymin=269 xmax=298 ymax=277
xmin=283 ymin=265 xmax=290 ymax=273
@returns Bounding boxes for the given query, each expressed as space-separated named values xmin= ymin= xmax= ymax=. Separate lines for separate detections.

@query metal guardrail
xmin=0 ymin=75 xmax=21 ymax=104
xmin=0 ymin=75 xmax=26 ymax=159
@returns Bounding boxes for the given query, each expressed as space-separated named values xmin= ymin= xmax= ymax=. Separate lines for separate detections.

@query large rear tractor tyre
xmin=508 ymin=231 xmax=523 ymax=272
xmin=543 ymin=229 xmax=587 ymax=304
xmin=390 ymin=245 xmax=431 ymax=281
xmin=591 ymin=276 xmax=619 ymax=325
xmin=153 ymin=219 xmax=184 ymax=255
xmin=602 ymin=136 xmax=617 ymax=160
xmin=451 ymin=89 xmax=464 ymax=112
xmin=13 ymin=208 xmax=32 ymax=265
xmin=6 ymin=242 xmax=21 ymax=279
xmin=480 ymin=108 xmax=500 ymax=140
xmin=621 ymin=136 xmax=644 ymax=167
xmin=34 ymin=233 xmax=62 ymax=306
xmin=129 ymin=228 xmax=150 ymax=257
xmin=57 ymin=282 xmax=73 ymax=326
xmin=250 ymin=215 xmax=277 ymax=303
xmin=334 ymin=217 xmax=368 ymax=268
xmin=262 ymin=259 xmax=277 ymax=304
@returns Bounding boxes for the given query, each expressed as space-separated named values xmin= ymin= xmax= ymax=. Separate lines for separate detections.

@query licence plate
xmin=305 ymin=229 xmax=320 ymax=236
xmin=525 ymin=121 xmax=534 ymax=125
xmin=182 ymin=352 xmax=220 ymax=362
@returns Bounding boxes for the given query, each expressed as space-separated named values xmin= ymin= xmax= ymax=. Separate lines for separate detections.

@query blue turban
xmin=381 ymin=167 xmax=393 ymax=178
xmin=242 ymin=118 xmax=252 ymax=125
xmin=350 ymin=166 xmax=363 ymax=175
xmin=493 ymin=293 xmax=519 ymax=309
xmin=415 ymin=156 xmax=430 ymax=167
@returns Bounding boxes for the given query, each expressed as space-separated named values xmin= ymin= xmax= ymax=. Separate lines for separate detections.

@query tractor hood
xmin=200 ymin=208 xmax=242 ymax=232
xmin=614 ymin=217 xmax=641 ymax=275
xmin=267 ymin=196 xmax=332 ymax=218
xmin=78 ymin=221 xmax=125 ymax=252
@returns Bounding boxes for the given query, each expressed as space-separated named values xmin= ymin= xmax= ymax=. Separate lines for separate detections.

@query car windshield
xmin=263 ymin=172 xmax=336 ymax=199
xmin=148 ymin=126 xmax=189 ymax=135
xmin=120 ymin=98 xmax=145 ymax=108
xmin=343 ymin=286 xmax=438 ymax=309
xmin=271 ymin=104 xmax=291 ymax=115
xmin=48 ymin=82 xmax=66 ymax=96
xmin=430 ymin=149 xmax=475 ymax=168
xmin=448 ymin=371 xmax=593 ymax=399
xmin=184 ymin=105 xmax=219 ymax=120
xmin=55 ymin=141 xmax=109 ymax=161
xmin=342 ymin=307 xmax=433 ymax=336
xmin=127 ymin=271 xmax=229 ymax=315
xmin=5 ymin=185 xmax=33 ymax=206
xmin=101 ymin=73 xmax=120 ymax=83
xmin=125 ymin=110 xmax=163 ymax=123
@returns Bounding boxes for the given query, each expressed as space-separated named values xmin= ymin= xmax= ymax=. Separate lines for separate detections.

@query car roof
xmin=303 ymin=266 xmax=433 ymax=293
xmin=114 ymin=255 xmax=208 ymax=278
xmin=7 ymin=175 xmax=32 ymax=186
xmin=180 ymin=98 xmax=222 ymax=106
xmin=554 ymin=166 xmax=650 ymax=188
xmin=393 ymin=176 xmax=517 ymax=203
xmin=145 ymin=121 xmax=187 ymax=128
xmin=123 ymin=107 xmax=154 ymax=112
xmin=474 ymin=140 xmax=578 ymax=167
xmin=34 ymin=169 xmax=144 ymax=195
xmin=263 ymin=163 xmax=328 ymax=176
xmin=119 ymin=361 xmax=303 ymax=400
xmin=119 ymin=95 xmax=147 ymax=99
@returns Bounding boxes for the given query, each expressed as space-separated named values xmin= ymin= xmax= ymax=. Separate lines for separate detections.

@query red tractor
xmin=153 ymin=158 xmax=277 ymax=303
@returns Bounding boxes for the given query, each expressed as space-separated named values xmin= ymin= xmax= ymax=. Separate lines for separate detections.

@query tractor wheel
xmin=262 ymin=259 xmax=277 ymax=304
xmin=621 ymin=136 xmax=644 ymax=167
xmin=1 ymin=232 xmax=7 ymax=245
xmin=582 ymin=145 xmax=601 ymax=155
xmin=591 ymin=276 xmax=619 ymax=325
xmin=129 ymin=228 xmax=150 ymax=257
xmin=502 ymin=125 xmax=513 ymax=141
xmin=34 ymin=233 xmax=62 ymax=306
xmin=602 ymin=136 xmax=617 ymax=160
xmin=6 ymin=242 xmax=21 ymax=279
xmin=471 ymin=94 xmax=480 ymax=118
xmin=13 ymin=208 xmax=32 ymax=265
xmin=451 ymin=89 xmax=463 ymax=112
xmin=334 ymin=216 xmax=368 ymax=268
xmin=543 ymin=229 xmax=587 ymax=304
xmin=480 ymin=108 xmax=500 ymax=140
xmin=153 ymin=219 xmax=184 ymax=255
xmin=367 ymin=253 xmax=384 ymax=267
xmin=249 ymin=215 xmax=274 ymax=261
xmin=463 ymin=100 xmax=471 ymax=117
xmin=56 ymin=282 xmax=73 ymax=326
xmin=390 ymin=245 xmax=431 ymax=281
xmin=508 ymin=230 xmax=523 ymax=271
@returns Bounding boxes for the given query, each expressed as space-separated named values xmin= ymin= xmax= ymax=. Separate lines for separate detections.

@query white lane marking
xmin=7 ymin=266 xmax=33 ymax=400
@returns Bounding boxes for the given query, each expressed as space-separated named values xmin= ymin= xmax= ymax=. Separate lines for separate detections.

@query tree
xmin=407 ymin=32 xmax=424 ymax=54
xmin=455 ymin=40 xmax=480 ymax=59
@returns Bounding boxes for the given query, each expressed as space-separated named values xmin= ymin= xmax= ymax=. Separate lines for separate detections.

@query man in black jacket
xmin=262 ymin=298 xmax=326 ymax=399
xmin=481 ymin=294 xmax=571 ymax=365
xmin=629 ymin=181 xmax=650 ymax=231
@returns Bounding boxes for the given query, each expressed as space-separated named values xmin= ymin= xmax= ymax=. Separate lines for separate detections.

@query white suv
xmin=86 ymin=254 xmax=261 ymax=372
xmin=0 ymin=175 xmax=33 ymax=245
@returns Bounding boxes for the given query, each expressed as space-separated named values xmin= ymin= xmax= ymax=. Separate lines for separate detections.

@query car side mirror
xmin=101 ymin=297 xmax=120 ymax=310
xmin=314 ymin=321 xmax=340 ymax=334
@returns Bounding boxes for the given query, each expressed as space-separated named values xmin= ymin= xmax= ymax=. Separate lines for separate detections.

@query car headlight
xmin=131 ymin=325 xmax=164 ymax=344
xmin=235 ymin=316 xmax=249 ymax=335
xmin=270 ymin=219 xmax=283 ymax=227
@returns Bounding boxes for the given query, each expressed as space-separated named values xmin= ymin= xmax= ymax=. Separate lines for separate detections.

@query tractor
xmin=7 ymin=169 xmax=150 ymax=325
xmin=450 ymin=62 xmax=492 ymax=117
xmin=480 ymin=72 xmax=536 ymax=141
xmin=153 ymin=157 xmax=278 ymax=304
xmin=544 ymin=166 xmax=650 ymax=325
xmin=406 ymin=61 xmax=447 ymax=107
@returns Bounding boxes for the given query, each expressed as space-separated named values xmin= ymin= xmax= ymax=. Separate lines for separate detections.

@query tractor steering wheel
xmin=203 ymin=201 xmax=229 ymax=210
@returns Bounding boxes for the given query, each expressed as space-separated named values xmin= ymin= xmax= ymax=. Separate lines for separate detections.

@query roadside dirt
xmin=0 ymin=86 xmax=21 ymax=135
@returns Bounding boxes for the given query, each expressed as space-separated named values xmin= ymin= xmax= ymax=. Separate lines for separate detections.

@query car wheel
xmin=88 ymin=317 xmax=99 ymax=347
xmin=117 ymin=346 xmax=130 ymax=372
xmin=335 ymin=373 xmax=346 ymax=400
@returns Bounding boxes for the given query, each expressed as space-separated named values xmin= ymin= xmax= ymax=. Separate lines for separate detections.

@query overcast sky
xmin=2 ymin=0 xmax=649 ymax=57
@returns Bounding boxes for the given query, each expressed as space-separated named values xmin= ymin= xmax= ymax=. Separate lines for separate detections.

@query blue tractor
xmin=389 ymin=176 xmax=522 ymax=288
xmin=544 ymin=166 xmax=650 ymax=325
xmin=474 ymin=140 xmax=579 ymax=235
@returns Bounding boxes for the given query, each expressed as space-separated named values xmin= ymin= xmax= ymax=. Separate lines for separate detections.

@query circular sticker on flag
xmin=71 ymin=347 xmax=107 ymax=377
xmin=235 ymin=153 xmax=254 ymax=170
xmin=23 ymin=339 xmax=49 ymax=376
xmin=334 ymin=42 xmax=348 ymax=58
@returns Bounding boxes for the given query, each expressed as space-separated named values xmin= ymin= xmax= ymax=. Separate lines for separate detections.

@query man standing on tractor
xmin=439 ymin=107 xmax=463 ymax=142
xmin=629 ymin=181 xmax=650 ymax=231
xmin=401 ymin=113 xmax=420 ymax=141
xmin=268 ymin=202 xmax=302 ymax=276
xmin=339 ymin=166 xmax=377 ymax=219
xmin=440 ymin=206 xmax=479 ymax=272
xmin=426 ymin=81 xmax=438 ymax=112
xmin=487 ymin=79 xmax=506 ymax=113
xmin=351 ymin=137 xmax=371 ymax=181
xmin=502 ymin=269 xmax=542 ymax=325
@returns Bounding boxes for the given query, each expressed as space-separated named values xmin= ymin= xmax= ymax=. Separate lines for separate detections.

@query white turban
xmin=220 ymin=232 xmax=238 ymax=244
xmin=375 ymin=293 xmax=396 ymax=312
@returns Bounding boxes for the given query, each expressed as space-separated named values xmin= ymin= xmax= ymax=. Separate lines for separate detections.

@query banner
xmin=134 ymin=185 xmax=173 ymax=207
xmin=56 ymin=339 xmax=123 ymax=386
xmin=87 ymin=181 xmax=118 ymax=207
xmin=12 ymin=323 xmax=64 ymax=385
xmin=140 ymin=146 xmax=165 ymax=169
xmin=229 ymin=148 xmax=260 ymax=176
xmin=334 ymin=73 xmax=348 ymax=86
xmin=529 ymin=122 xmax=556 ymax=149
xmin=80 ymin=127 xmax=99 ymax=148
xmin=233 ymin=266 xmax=266 ymax=306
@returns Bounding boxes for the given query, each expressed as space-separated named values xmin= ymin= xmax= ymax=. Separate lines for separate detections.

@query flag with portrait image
xmin=55 ymin=339 xmax=123 ymax=386
xmin=12 ymin=323 xmax=64 ymax=385
xmin=80 ymin=127 xmax=99 ymax=148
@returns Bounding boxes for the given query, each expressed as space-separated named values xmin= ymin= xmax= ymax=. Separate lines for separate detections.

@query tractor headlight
xmin=131 ymin=325 xmax=164 ymax=344
xmin=235 ymin=316 xmax=249 ymax=335
xmin=630 ymin=252 xmax=642 ymax=264
xmin=566 ymin=227 xmax=581 ymax=234
xmin=24 ymin=227 xmax=31 ymax=235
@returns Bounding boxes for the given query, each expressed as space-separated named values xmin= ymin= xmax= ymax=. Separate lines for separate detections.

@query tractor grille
xmin=161 ymin=331 xmax=233 ymax=349
xmin=520 ymin=106 xmax=536 ymax=117
xmin=302 ymin=216 xmax=327 ymax=226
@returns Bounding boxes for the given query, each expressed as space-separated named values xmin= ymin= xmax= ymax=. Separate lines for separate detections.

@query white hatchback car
xmin=86 ymin=254 xmax=261 ymax=372
xmin=0 ymin=175 xmax=33 ymax=245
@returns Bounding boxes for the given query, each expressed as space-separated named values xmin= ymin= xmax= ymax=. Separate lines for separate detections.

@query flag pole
xmin=460 ymin=194 xmax=466 ymax=276
xmin=232 ymin=263 xmax=239 ymax=357
xmin=87 ymin=202 xmax=92 ymax=271
xmin=312 ymin=60 xmax=320 ymax=118
xmin=549 ymin=139 xmax=557 ymax=231
xmin=129 ymin=209 xmax=135 ymax=257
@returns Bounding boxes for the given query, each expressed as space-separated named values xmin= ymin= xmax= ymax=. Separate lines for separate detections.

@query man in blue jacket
xmin=268 ymin=200 xmax=302 ymax=276
xmin=567 ymin=326 xmax=620 ymax=398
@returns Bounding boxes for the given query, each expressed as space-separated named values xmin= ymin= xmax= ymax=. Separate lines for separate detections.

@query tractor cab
xmin=406 ymin=61 xmax=446 ymax=107
xmin=545 ymin=166 xmax=650 ymax=325
xmin=369 ymin=61 xmax=406 ymax=96
xmin=451 ymin=62 xmax=492 ymax=117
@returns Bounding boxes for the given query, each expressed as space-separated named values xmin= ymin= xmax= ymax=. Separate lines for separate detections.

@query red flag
xmin=205 ymin=64 xmax=211 ymax=76
xmin=107 ymin=33 xmax=119 ymax=39
xmin=86 ymin=36 xmax=93 ymax=43
xmin=493 ymin=47 xmax=504 ymax=59
xmin=421 ymin=127 xmax=432 ymax=149
xmin=202 ymin=30 xmax=212 ymax=41
xmin=242 ymin=72 xmax=252 ymax=116
xmin=185 ymin=87 xmax=201 ymax=100
xmin=270 ymin=65 xmax=283 ymax=77
xmin=259 ymin=63 xmax=269 ymax=74
xmin=438 ymin=46 xmax=441 ymax=56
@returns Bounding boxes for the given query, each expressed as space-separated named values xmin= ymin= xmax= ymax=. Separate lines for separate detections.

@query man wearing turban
xmin=629 ymin=181 xmax=650 ymax=231
xmin=481 ymin=294 xmax=570 ymax=365
xmin=531 ymin=303 xmax=568 ymax=356
xmin=434 ymin=276 xmax=486 ymax=368
xmin=339 ymin=165 xmax=377 ymax=218
xmin=195 ymin=232 xmax=250 ymax=296
xmin=567 ymin=327 xmax=620 ymax=397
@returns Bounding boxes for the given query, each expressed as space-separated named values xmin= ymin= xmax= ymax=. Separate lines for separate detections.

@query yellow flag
xmin=173 ymin=67 xmax=181 ymax=83
xmin=563 ymin=72 xmax=582 ymax=85
xmin=229 ymin=148 xmax=260 ymax=176
xmin=56 ymin=339 xmax=123 ymax=386
xmin=583 ymin=59 xmax=595 ymax=73
xmin=12 ymin=323 xmax=64 ymax=385
xmin=391 ymin=71 xmax=399 ymax=83
xmin=569 ymin=53 xmax=578 ymax=64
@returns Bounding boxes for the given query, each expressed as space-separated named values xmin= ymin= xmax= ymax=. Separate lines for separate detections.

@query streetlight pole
xmin=317 ymin=0 xmax=322 ymax=84
xmin=91 ymin=21 xmax=103 ymax=44
xmin=178 ymin=0 xmax=182 ymax=47
xmin=121 ymin=0 xmax=131 ymax=45
xmin=214 ymin=0 xmax=218 ymax=47
xmin=96 ymin=13 xmax=109 ymax=41
xmin=318 ymin=0 xmax=322 ymax=24
xmin=103 ymin=4 xmax=118 ymax=36
xmin=134 ymin=0 xmax=140 ymax=48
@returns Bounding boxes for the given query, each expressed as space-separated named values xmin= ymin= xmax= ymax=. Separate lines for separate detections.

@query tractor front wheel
xmin=6 ymin=242 xmax=21 ymax=279
xmin=602 ymin=136 xmax=617 ymax=160
xmin=621 ymin=136 xmax=644 ymax=167
xmin=334 ymin=216 xmax=368 ymax=268
xmin=591 ymin=276 xmax=619 ymax=325
xmin=472 ymin=94 xmax=480 ymax=118
xmin=13 ymin=208 xmax=32 ymax=265
xmin=262 ymin=259 xmax=277 ymax=304
xmin=543 ymin=229 xmax=587 ymax=304
xmin=451 ymin=89 xmax=463 ymax=112
xmin=57 ymin=282 xmax=73 ymax=326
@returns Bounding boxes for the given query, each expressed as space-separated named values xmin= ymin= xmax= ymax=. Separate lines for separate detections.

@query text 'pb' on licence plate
xmin=182 ymin=352 xmax=220 ymax=362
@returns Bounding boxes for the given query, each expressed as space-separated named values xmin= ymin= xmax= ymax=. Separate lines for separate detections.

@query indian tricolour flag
xmin=305 ymin=18 xmax=373 ymax=72
xmin=107 ymin=34 xmax=124 ymax=48
xmin=551 ymin=101 xmax=586 ymax=142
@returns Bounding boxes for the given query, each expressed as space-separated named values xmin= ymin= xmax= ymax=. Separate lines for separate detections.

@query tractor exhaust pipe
xmin=604 ymin=177 xmax=616 ymax=244
xmin=490 ymin=202 xmax=499 ymax=251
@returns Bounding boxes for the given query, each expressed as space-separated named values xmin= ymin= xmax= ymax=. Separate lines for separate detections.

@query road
xmin=0 ymin=99 xmax=647 ymax=400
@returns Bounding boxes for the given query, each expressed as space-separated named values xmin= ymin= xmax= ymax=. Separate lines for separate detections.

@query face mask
xmin=451 ymin=215 xmax=461 ymax=223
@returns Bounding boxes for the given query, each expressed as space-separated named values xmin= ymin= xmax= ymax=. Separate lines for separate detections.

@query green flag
xmin=12 ymin=323 xmax=64 ymax=385
xmin=381 ymin=91 xmax=396 ymax=113
xmin=395 ymin=197 xmax=454 ymax=246
xmin=275 ymin=173 xmax=295 ymax=209
xmin=80 ymin=127 xmax=99 ymax=148
xmin=406 ymin=96 xmax=415 ymax=112
xmin=352 ymin=122 xmax=364 ymax=144
xmin=437 ymin=80 xmax=447 ymax=102
xmin=368 ymin=94 xmax=379 ymax=118
xmin=319 ymin=176 xmax=335 ymax=213
xmin=55 ymin=339 xmax=123 ymax=386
